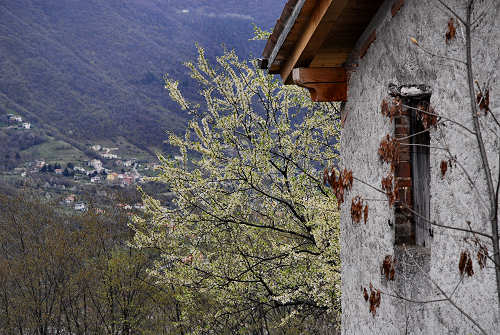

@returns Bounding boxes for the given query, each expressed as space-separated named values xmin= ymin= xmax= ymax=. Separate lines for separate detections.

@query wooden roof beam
xmin=266 ymin=0 xmax=307 ymax=72
xmin=292 ymin=67 xmax=347 ymax=102
xmin=280 ymin=0 xmax=349 ymax=84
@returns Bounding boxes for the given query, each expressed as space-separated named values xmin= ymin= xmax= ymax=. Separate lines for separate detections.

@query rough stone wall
xmin=339 ymin=0 xmax=500 ymax=334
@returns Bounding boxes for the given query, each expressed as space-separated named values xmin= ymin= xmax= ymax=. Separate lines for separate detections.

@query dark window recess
xmin=390 ymin=84 xmax=431 ymax=247
xmin=410 ymin=100 xmax=431 ymax=246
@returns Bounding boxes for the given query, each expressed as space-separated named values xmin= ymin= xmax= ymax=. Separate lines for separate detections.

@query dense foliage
xmin=0 ymin=193 xmax=183 ymax=334
xmin=0 ymin=0 xmax=285 ymax=152
xmin=133 ymin=47 xmax=342 ymax=334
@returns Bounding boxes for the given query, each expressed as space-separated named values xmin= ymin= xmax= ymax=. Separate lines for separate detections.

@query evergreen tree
xmin=63 ymin=168 xmax=74 ymax=177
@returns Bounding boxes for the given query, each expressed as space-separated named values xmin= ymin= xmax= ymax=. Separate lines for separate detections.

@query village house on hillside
xmin=8 ymin=115 xmax=22 ymax=123
xmin=101 ymin=153 xmax=118 ymax=160
xmin=91 ymin=144 xmax=102 ymax=152
xmin=74 ymin=202 xmax=86 ymax=212
xmin=34 ymin=160 xmax=46 ymax=169
xmin=63 ymin=194 xmax=76 ymax=205
xmin=262 ymin=0 xmax=499 ymax=334
xmin=89 ymin=159 xmax=103 ymax=172
xmin=90 ymin=176 xmax=101 ymax=183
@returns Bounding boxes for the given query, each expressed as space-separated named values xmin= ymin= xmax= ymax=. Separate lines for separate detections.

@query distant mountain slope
xmin=0 ymin=0 xmax=285 ymax=152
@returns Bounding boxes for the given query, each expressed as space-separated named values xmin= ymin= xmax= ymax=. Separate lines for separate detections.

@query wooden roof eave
xmin=265 ymin=0 xmax=307 ymax=74
xmin=262 ymin=0 xmax=351 ymax=83
xmin=262 ymin=0 xmax=385 ymax=102
xmin=279 ymin=0 xmax=350 ymax=84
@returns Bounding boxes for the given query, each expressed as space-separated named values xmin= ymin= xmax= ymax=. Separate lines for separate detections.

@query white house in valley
xmin=89 ymin=159 xmax=103 ymax=172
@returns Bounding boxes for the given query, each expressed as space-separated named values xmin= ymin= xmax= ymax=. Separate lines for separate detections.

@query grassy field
xmin=21 ymin=139 xmax=89 ymax=165
xmin=89 ymin=137 xmax=156 ymax=162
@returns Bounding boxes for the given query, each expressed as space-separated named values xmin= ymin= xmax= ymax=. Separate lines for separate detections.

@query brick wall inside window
xmin=394 ymin=107 xmax=414 ymax=244
xmin=391 ymin=86 xmax=431 ymax=246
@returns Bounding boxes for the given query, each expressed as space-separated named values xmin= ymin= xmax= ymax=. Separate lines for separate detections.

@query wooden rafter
xmin=279 ymin=0 xmax=350 ymax=83
xmin=266 ymin=0 xmax=307 ymax=72
xmin=292 ymin=67 xmax=347 ymax=102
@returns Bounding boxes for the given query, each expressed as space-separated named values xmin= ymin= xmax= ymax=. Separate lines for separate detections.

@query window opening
xmin=392 ymin=85 xmax=431 ymax=247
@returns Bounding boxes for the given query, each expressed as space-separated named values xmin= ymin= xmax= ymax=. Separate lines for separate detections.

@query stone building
xmin=261 ymin=0 xmax=499 ymax=334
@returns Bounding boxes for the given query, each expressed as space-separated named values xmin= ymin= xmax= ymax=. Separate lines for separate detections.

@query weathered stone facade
xmin=340 ymin=0 xmax=500 ymax=334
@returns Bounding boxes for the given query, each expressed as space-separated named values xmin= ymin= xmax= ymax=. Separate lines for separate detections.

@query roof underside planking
xmin=262 ymin=0 xmax=385 ymax=86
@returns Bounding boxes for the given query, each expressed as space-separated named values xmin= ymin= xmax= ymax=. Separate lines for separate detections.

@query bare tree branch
xmin=412 ymin=40 xmax=466 ymax=65
xmin=379 ymin=290 xmax=448 ymax=305
xmin=436 ymin=0 xmax=467 ymax=25
xmin=353 ymin=176 xmax=387 ymax=195
xmin=399 ymin=143 xmax=449 ymax=151
xmin=465 ymin=0 xmax=500 ymax=305
xmin=403 ymin=246 xmax=488 ymax=335
xmin=402 ymin=204 xmax=493 ymax=240
xmin=437 ymin=126 xmax=489 ymax=211
xmin=401 ymin=103 xmax=476 ymax=135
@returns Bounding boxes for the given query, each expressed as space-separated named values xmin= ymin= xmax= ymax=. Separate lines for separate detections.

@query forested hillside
xmin=0 ymin=0 xmax=284 ymax=153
